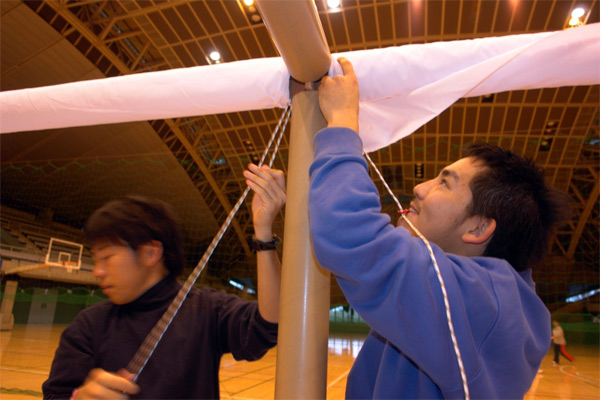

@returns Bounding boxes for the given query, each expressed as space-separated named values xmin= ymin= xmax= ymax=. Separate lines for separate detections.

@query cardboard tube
xmin=255 ymin=0 xmax=331 ymax=83
xmin=274 ymin=91 xmax=330 ymax=398
xmin=255 ymin=2 xmax=332 ymax=396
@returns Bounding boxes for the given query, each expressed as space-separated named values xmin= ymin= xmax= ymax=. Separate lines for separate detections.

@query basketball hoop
xmin=62 ymin=261 xmax=77 ymax=273
xmin=45 ymin=237 xmax=83 ymax=271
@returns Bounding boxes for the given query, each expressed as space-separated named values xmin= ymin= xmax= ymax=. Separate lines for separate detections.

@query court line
xmin=1 ymin=349 xmax=54 ymax=358
xmin=327 ymin=368 xmax=351 ymax=388
xmin=559 ymin=365 xmax=600 ymax=386
xmin=0 ymin=366 xmax=49 ymax=376
xmin=1 ymin=388 xmax=43 ymax=396
xmin=526 ymin=388 xmax=600 ymax=400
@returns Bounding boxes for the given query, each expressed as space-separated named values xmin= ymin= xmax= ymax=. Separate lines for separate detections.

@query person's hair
xmin=85 ymin=195 xmax=185 ymax=276
xmin=463 ymin=143 xmax=572 ymax=271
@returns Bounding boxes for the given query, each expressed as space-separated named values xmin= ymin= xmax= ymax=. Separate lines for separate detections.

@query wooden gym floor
xmin=1 ymin=324 xmax=598 ymax=399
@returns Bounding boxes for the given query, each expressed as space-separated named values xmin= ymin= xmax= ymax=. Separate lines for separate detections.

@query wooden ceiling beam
xmin=44 ymin=0 xmax=251 ymax=256
xmin=103 ymin=29 xmax=143 ymax=44
xmin=130 ymin=42 xmax=150 ymax=70
xmin=567 ymin=178 xmax=599 ymax=259
xmin=46 ymin=1 xmax=129 ymax=70
xmin=165 ymin=120 xmax=252 ymax=256
xmin=91 ymin=0 xmax=189 ymax=24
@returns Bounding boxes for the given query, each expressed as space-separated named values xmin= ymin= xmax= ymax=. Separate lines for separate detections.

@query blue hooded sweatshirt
xmin=309 ymin=127 xmax=550 ymax=399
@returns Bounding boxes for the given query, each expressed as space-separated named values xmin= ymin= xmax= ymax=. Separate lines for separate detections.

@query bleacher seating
xmin=1 ymin=205 xmax=94 ymax=271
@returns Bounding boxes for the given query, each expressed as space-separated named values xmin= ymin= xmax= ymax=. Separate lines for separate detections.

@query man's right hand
xmin=318 ymin=57 xmax=360 ymax=132
xmin=244 ymin=164 xmax=286 ymax=241
xmin=73 ymin=368 xmax=139 ymax=399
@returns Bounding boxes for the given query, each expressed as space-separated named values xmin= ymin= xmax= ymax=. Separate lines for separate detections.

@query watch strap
xmin=250 ymin=235 xmax=281 ymax=251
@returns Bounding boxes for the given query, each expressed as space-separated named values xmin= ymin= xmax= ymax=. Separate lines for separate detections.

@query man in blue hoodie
xmin=309 ymin=57 xmax=570 ymax=398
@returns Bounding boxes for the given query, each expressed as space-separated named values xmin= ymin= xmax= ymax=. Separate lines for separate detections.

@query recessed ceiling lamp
xmin=571 ymin=7 xmax=585 ymax=18
xmin=539 ymin=137 xmax=553 ymax=152
xmin=414 ymin=163 xmax=424 ymax=179
xmin=327 ymin=0 xmax=341 ymax=10
xmin=481 ymin=93 xmax=494 ymax=103
xmin=209 ymin=51 xmax=221 ymax=63
xmin=568 ymin=7 xmax=586 ymax=27
xmin=241 ymin=0 xmax=262 ymax=24
xmin=544 ymin=120 xmax=558 ymax=135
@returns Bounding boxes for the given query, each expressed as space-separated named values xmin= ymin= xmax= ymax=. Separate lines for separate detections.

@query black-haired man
xmin=44 ymin=165 xmax=285 ymax=399
xmin=309 ymin=57 xmax=570 ymax=398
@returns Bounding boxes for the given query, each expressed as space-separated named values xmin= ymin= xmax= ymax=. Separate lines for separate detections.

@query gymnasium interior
xmin=1 ymin=1 xmax=598 ymax=398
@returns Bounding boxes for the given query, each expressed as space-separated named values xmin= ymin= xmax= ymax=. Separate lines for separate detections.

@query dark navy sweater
xmin=43 ymin=275 xmax=278 ymax=399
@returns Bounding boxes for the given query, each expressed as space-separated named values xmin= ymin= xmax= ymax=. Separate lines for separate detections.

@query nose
xmin=413 ymin=179 xmax=434 ymax=200
xmin=92 ymin=262 xmax=105 ymax=278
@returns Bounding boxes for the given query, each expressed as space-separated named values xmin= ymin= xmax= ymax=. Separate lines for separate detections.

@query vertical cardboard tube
xmin=274 ymin=91 xmax=330 ymax=398
xmin=255 ymin=0 xmax=331 ymax=83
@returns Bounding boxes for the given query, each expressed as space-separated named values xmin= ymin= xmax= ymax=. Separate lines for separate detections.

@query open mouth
xmin=399 ymin=203 xmax=419 ymax=216
xmin=409 ymin=203 xmax=419 ymax=215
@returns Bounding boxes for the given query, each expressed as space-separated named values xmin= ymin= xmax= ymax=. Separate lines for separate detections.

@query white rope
xmin=363 ymin=150 xmax=470 ymax=400
xmin=125 ymin=103 xmax=469 ymax=397
xmin=127 ymin=104 xmax=292 ymax=380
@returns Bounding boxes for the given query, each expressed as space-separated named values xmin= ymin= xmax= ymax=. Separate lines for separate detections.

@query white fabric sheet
xmin=1 ymin=23 xmax=598 ymax=152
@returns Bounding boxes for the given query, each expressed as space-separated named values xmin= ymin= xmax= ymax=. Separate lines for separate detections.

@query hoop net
xmin=62 ymin=261 xmax=79 ymax=273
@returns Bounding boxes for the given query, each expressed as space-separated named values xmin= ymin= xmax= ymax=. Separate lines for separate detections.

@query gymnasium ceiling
xmin=1 ymin=0 xmax=598 ymax=266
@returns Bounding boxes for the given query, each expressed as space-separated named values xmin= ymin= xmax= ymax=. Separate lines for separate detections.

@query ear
xmin=462 ymin=217 xmax=496 ymax=245
xmin=138 ymin=240 xmax=164 ymax=267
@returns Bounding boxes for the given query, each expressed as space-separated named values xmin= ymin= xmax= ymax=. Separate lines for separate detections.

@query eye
xmin=94 ymin=253 xmax=112 ymax=262
xmin=441 ymin=178 xmax=449 ymax=187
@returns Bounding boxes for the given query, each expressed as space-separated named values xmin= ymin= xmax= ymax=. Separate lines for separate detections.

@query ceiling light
xmin=243 ymin=140 xmax=254 ymax=151
xmin=414 ymin=163 xmax=424 ymax=179
xmin=568 ymin=17 xmax=581 ymax=26
xmin=540 ymin=138 xmax=553 ymax=151
xmin=209 ymin=51 xmax=221 ymax=62
xmin=571 ymin=8 xmax=585 ymax=19
xmin=241 ymin=2 xmax=262 ymax=24
xmin=545 ymin=120 xmax=558 ymax=135
xmin=327 ymin=0 xmax=341 ymax=10
xmin=481 ymin=93 xmax=494 ymax=103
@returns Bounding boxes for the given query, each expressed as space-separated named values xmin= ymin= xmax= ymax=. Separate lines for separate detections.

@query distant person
xmin=309 ymin=57 xmax=572 ymax=398
xmin=43 ymin=165 xmax=285 ymax=399
xmin=552 ymin=320 xmax=575 ymax=365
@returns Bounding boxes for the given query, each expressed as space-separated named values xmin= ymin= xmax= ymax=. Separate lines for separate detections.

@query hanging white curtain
xmin=1 ymin=23 xmax=598 ymax=152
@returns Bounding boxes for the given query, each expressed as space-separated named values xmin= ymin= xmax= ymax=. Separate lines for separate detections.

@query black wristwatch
xmin=250 ymin=235 xmax=281 ymax=251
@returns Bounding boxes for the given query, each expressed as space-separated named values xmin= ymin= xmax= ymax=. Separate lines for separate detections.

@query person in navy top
xmin=44 ymin=165 xmax=285 ymax=399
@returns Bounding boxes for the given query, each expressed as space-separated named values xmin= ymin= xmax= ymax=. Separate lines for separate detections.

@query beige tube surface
xmin=255 ymin=0 xmax=331 ymax=83
xmin=254 ymin=2 xmax=332 ymax=396
xmin=275 ymin=90 xmax=330 ymax=398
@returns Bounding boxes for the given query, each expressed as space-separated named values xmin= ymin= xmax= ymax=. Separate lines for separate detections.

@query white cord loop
xmin=126 ymin=104 xmax=292 ymax=380
xmin=363 ymin=150 xmax=470 ymax=400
